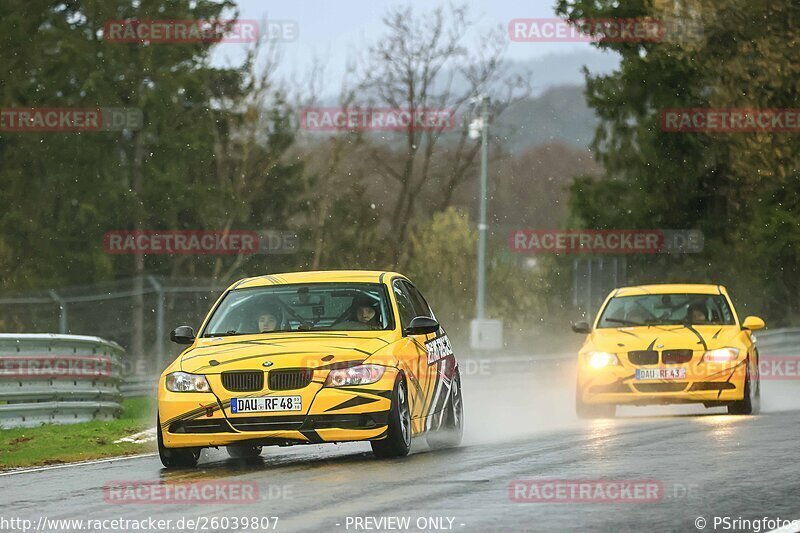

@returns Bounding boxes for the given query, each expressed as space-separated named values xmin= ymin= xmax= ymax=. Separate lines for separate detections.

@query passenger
xmin=257 ymin=307 xmax=282 ymax=333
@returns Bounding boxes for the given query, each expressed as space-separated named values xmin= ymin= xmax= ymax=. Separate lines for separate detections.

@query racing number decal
xmin=425 ymin=333 xmax=454 ymax=365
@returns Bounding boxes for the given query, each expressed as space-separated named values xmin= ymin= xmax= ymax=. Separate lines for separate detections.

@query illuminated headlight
xmin=165 ymin=371 xmax=211 ymax=392
xmin=702 ymin=348 xmax=740 ymax=363
xmin=586 ymin=352 xmax=620 ymax=369
xmin=325 ymin=365 xmax=385 ymax=387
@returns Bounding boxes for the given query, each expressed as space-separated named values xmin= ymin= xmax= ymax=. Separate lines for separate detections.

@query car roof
xmin=230 ymin=270 xmax=405 ymax=290
xmin=613 ymin=283 xmax=726 ymax=296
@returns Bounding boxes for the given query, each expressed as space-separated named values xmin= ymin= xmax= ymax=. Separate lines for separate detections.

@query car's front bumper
xmin=577 ymin=358 xmax=749 ymax=406
xmin=158 ymin=369 xmax=396 ymax=449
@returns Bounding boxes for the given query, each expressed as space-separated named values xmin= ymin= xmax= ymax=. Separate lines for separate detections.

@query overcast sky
xmin=213 ymin=0 xmax=598 ymax=91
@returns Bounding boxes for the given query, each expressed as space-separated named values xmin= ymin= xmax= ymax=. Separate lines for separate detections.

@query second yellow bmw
xmin=574 ymin=284 xmax=764 ymax=418
xmin=157 ymin=270 xmax=463 ymax=468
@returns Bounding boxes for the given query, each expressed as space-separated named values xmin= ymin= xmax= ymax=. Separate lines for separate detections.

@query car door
xmin=402 ymin=281 xmax=455 ymax=419
xmin=391 ymin=278 xmax=432 ymax=426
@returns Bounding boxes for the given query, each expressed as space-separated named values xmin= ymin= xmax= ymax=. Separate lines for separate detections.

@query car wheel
xmin=371 ymin=375 xmax=411 ymax=458
xmin=426 ymin=369 xmax=463 ymax=450
xmin=157 ymin=415 xmax=200 ymax=468
xmin=226 ymin=445 xmax=263 ymax=459
xmin=575 ymin=387 xmax=616 ymax=419
xmin=728 ymin=362 xmax=759 ymax=415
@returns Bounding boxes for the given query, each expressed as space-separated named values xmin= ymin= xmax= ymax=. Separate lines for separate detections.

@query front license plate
xmin=230 ymin=396 xmax=302 ymax=413
xmin=635 ymin=368 xmax=687 ymax=380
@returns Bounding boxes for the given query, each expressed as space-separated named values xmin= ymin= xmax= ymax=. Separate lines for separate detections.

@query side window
xmin=392 ymin=280 xmax=416 ymax=329
xmin=403 ymin=282 xmax=433 ymax=319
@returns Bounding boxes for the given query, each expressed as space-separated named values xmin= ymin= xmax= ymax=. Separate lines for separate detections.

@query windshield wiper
xmin=203 ymin=330 xmax=242 ymax=337
xmin=604 ymin=318 xmax=645 ymax=326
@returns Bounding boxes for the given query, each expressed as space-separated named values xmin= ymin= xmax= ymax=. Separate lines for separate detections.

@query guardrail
xmin=754 ymin=328 xmax=800 ymax=354
xmin=0 ymin=334 xmax=125 ymax=428
xmin=121 ymin=374 xmax=158 ymax=398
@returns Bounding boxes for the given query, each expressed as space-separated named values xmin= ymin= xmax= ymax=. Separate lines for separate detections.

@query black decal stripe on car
xmin=425 ymin=364 xmax=445 ymax=428
xmin=320 ymin=345 xmax=373 ymax=356
xmin=406 ymin=369 xmax=427 ymax=414
xmin=429 ymin=357 xmax=454 ymax=421
xmin=300 ymin=429 xmax=323 ymax=443
xmin=316 ymin=360 xmax=366 ymax=371
xmin=684 ymin=324 xmax=708 ymax=351
xmin=337 ymin=387 xmax=393 ymax=399
xmin=647 ymin=339 xmax=658 ymax=351
xmin=191 ymin=351 xmax=316 ymax=369
xmin=181 ymin=344 xmax=297 ymax=361
xmin=324 ymin=395 xmax=381 ymax=412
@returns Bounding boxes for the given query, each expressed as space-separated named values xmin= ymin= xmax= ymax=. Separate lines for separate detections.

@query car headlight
xmin=325 ymin=364 xmax=385 ymax=387
xmin=702 ymin=348 xmax=740 ymax=363
xmin=586 ymin=352 xmax=620 ymax=369
xmin=165 ymin=371 xmax=211 ymax=392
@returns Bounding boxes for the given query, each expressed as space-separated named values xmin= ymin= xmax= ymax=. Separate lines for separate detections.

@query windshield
xmin=202 ymin=283 xmax=393 ymax=336
xmin=597 ymin=293 xmax=736 ymax=328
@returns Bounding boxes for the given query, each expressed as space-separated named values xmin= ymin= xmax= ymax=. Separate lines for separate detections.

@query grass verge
xmin=0 ymin=397 xmax=156 ymax=470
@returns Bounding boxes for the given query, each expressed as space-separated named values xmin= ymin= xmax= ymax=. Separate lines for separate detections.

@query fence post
xmin=49 ymin=289 xmax=68 ymax=334
xmin=147 ymin=275 xmax=165 ymax=373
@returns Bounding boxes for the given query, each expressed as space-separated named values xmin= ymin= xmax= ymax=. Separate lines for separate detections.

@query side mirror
xmin=742 ymin=316 xmax=765 ymax=331
xmin=170 ymin=325 xmax=196 ymax=345
xmin=404 ymin=316 xmax=440 ymax=336
xmin=571 ymin=321 xmax=592 ymax=334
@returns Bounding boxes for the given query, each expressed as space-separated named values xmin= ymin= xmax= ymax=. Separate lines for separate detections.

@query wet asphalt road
xmin=2 ymin=352 xmax=800 ymax=533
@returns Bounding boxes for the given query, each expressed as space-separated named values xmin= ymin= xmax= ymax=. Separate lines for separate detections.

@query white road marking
xmin=113 ymin=427 xmax=156 ymax=444
xmin=0 ymin=453 xmax=157 ymax=476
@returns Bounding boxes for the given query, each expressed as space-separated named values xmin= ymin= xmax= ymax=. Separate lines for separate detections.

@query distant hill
xmin=494 ymin=84 xmax=599 ymax=154
xmin=505 ymin=49 xmax=620 ymax=95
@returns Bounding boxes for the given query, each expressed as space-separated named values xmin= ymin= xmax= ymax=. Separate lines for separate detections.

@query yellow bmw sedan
xmin=574 ymin=284 xmax=764 ymax=418
xmin=157 ymin=270 xmax=463 ymax=468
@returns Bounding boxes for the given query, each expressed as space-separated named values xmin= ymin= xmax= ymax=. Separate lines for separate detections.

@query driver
xmin=687 ymin=303 xmax=708 ymax=324
xmin=340 ymin=296 xmax=381 ymax=330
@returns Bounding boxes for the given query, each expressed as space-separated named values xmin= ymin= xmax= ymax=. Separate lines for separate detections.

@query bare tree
xmin=201 ymin=28 xmax=285 ymax=285
xmin=356 ymin=3 xmax=530 ymax=267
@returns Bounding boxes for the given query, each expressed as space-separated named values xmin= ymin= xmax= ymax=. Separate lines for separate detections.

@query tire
xmin=426 ymin=370 xmax=463 ymax=450
xmin=371 ymin=375 xmax=412 ymax=458
xmin=226 ymin=445 xmax=263 ymax=459
xmin=157 ymin=415 xmax=200 ymax=468
xmin=575 ymin=387 xmax=616 ymax=419
xmin=728 ymin=362 xmax=760 ymax=415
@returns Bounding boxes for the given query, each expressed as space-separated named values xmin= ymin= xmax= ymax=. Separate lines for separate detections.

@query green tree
xmin=556 ymin=0 xmax=800 ymax=324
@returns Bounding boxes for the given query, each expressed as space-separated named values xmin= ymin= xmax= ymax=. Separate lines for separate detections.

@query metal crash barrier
xmin=0 ymin=334 xmax=125 ymax=428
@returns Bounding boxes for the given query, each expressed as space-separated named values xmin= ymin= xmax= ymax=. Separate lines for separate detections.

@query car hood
xmin=179 ymin=331 xmax=394 ymax=374
xmin=585 ymin=325 xmax=743 ymax=354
